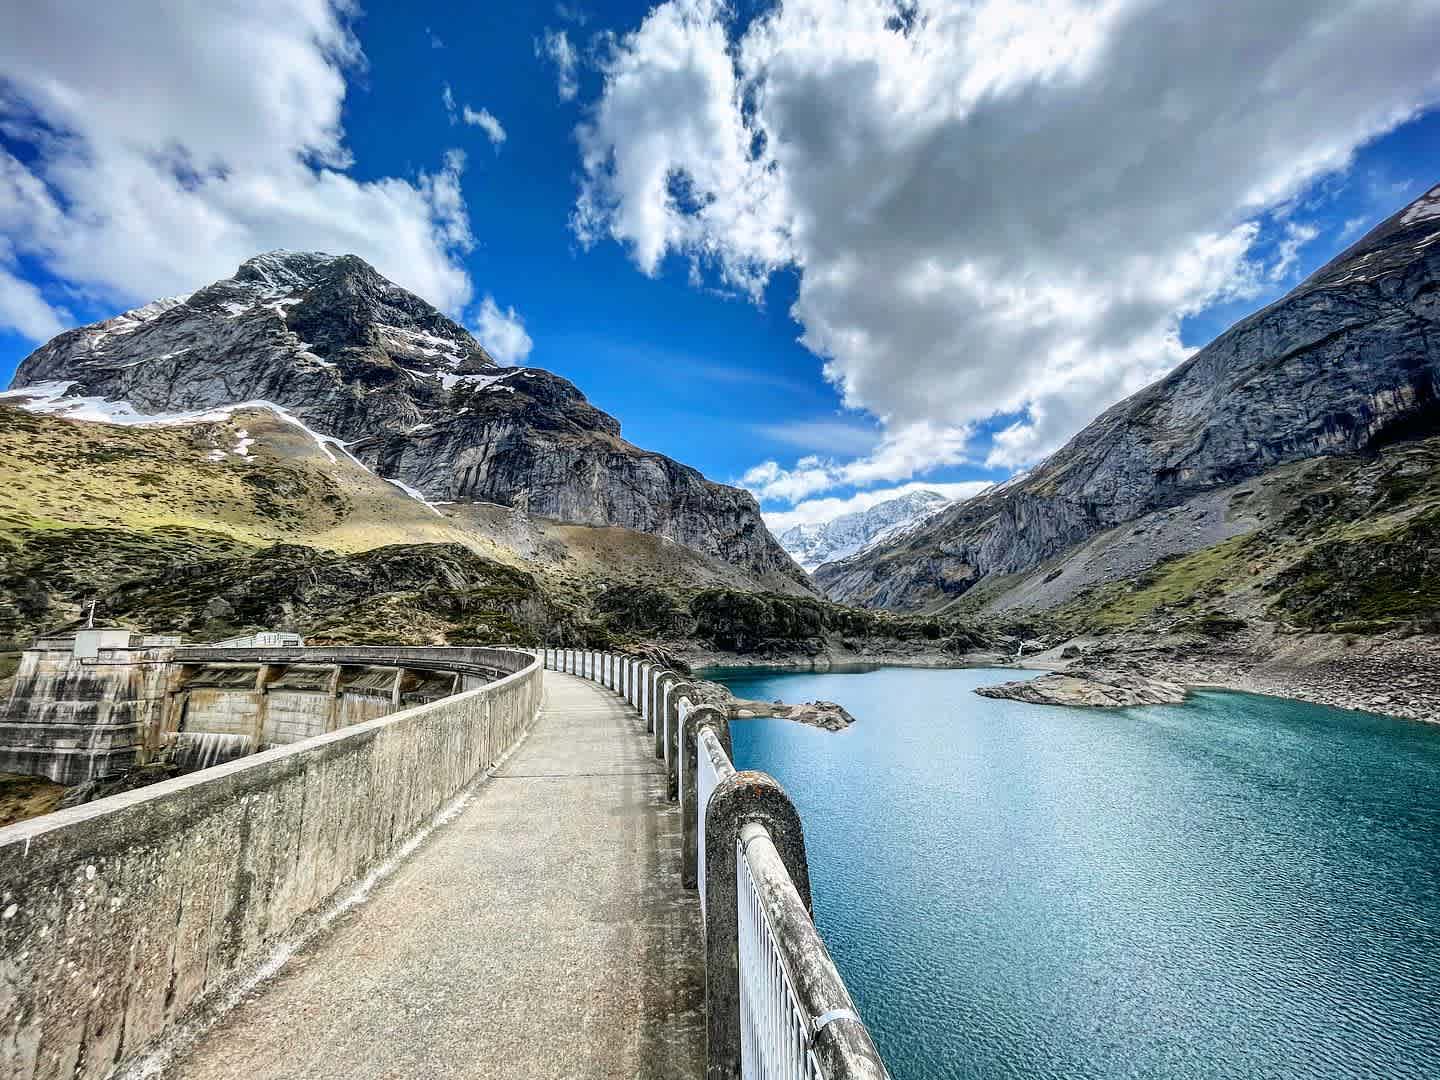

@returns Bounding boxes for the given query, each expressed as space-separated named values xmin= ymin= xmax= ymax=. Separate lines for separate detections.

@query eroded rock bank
xmin=685 ymin=675 xmax=858 ymax=733
xmin=976 ymin=669 xmax=1187 ymax=708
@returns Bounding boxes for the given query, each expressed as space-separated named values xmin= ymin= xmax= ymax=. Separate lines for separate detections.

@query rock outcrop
xmin=691 ymin=677 xmax=858 ymax=731
xmin=817 ymin=183 xmax=1440 ymax=609
xmin=9 ymin=252 xmax=808 ymax=588
xmin=976 ymin=670 xmax=1187 ymax=708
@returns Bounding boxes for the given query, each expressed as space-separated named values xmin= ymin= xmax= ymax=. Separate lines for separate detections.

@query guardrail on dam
xmin=542 ymin=648 xmax=891 ymax=1080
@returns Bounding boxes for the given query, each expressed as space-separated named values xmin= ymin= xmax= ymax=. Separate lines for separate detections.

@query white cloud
xmin=537 ymin=28 xmax=580 ymax=101
xmin=0 ymin=0 xmax=479 ymax=341
xmin=474 ymin=296 xmax=534 ymax=365
xmin=751 ymin=417 xmax=880 ymax=456
xmin=576 ymin=0 xmax=1440 ymax=495
xmin=1271 ymin=221 xmax=1320 ymax=280
xmin=462 ymin=107 xmax=507 ymax=148
xmin=443 ymin=84 xmax=507 ymax=149
xmin=0 ymin=262 xmax=68 ymax=341
xmin=1338 ymin=216 xmax=1371 ymax=245
xmin=763 ymin=480 xmax=992 ymax=533
xmin=742 ymin=420 xmax=973 ymax=502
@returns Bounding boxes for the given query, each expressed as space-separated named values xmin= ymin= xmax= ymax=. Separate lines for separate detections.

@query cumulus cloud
xmin=537 ymin=28 xmax=580 ymax=101
xmin=576 ymin=0 xmax=1440 ymax=497
xmin=475 ymin=296 xmax=534 ymax=365
xmin=1271 ymin=221 xmax=1321 ymax=280
xmin=0 ymin=0 xmax=481 ymax=340
xmin=763 ymin=480 xmax=993 ymax=533
xmin=0 ymin=263 xmax=68 ymax=341
xmin=742 ymin=420 xmax=973 ymax=502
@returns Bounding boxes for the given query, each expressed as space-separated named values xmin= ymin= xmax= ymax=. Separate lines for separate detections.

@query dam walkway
xmin=166 ymin=672 xmax=706 ymax=1080
xmin=2 ymin=647 xmax=889 ymax=1080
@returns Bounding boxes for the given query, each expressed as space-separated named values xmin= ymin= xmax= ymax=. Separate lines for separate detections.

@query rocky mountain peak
xmin=8 ymin=251 xmax=808 ymax=590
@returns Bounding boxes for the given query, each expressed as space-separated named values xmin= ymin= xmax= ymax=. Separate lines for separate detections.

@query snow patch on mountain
xmin=0 ymin=380 xmax=353 ymax=464
xmin=777 ymin=490 xmax=955 ymax=572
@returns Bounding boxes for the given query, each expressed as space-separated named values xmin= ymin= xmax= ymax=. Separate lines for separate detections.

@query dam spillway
xmin=0 ymin=636 xmax=494 ymax=785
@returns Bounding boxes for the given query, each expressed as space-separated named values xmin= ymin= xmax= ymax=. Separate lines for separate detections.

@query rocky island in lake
xmin=976 ymin=669 xmax=1188 ymax=708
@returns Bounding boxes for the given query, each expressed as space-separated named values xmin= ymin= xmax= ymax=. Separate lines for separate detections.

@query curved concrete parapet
xmin=0 ymin=647 xmax=543 ymax=1080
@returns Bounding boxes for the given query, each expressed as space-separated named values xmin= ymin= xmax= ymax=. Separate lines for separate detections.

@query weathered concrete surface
xmin=165 ymin=672 xmax=705 ymax=1080
xmin=0 ymin=650 xmax=539 ymax=1080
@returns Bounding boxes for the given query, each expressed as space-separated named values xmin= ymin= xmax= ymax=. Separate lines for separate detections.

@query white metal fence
xmin=541 ymin=648 xmax=888 ymax=1080
xmin=738 ymin=831 xmax=824 ymax=1080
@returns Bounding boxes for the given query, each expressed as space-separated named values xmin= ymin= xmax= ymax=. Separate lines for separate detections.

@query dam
xmin=0 ymin=632 xmax=512 ymax=784
xmin=0 ymin=645 xmax=890 ymax=1080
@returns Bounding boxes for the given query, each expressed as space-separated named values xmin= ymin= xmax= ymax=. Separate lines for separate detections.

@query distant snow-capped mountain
xmin=777 ymin=490 xmax=954 ymax=572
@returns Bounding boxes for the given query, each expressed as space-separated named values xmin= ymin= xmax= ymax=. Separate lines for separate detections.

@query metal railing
xmin=542 ymin=648 xmax=890 ymax=1080
xmin=738 ymin=826 xmax=822 ymax=1080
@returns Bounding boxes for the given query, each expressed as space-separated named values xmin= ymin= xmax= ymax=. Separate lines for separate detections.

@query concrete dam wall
xmin=0 ymin=646 xmax=542 ymax=1080
xmin=2 ymin=641 xmax=493 ymax=785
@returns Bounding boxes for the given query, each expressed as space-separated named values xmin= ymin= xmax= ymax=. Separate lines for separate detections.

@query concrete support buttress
xmin=680 ymin=706 xmax=731 ymax=888
xmin=157 ymin=663 xmax=198 ymax=758
xmin=325 ymin=665 xmax=343 ymax=733
xmin=664 ymin=683 xmax=699 ymax=801
xmin=252 ymin=664 xmax=281 ymax=752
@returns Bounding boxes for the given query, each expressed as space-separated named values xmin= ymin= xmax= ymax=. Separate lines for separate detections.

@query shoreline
xmin=687 ymin=636 xmax=1440 ymax=727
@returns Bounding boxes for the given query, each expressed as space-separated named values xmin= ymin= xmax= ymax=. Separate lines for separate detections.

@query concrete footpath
xmin=165 ymin=672 xmax=706 ymax=1080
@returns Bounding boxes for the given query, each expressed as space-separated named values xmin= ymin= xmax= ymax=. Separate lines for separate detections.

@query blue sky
xmin=3 ymin=1 xmax=1440 ymax=529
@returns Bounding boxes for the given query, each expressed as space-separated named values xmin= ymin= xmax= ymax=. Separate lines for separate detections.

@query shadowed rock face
xmin=10 ymin=251 xmax=808 ymax=588
xmin=818 ymin=182 xmax=1440 ymax=610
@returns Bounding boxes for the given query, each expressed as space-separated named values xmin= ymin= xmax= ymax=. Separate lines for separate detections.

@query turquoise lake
xmin=707 ymin=664 xmax=1440 ymax=1080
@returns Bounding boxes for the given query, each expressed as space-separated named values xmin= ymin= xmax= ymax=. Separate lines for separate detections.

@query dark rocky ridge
xmin=818 ymin=183 xmax=1440 ymax=609
xmin=10 ymin=252 xmax=808 ymax=588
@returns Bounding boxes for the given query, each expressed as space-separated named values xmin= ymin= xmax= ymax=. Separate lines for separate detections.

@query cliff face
xmin=9 ymin=252 xmax=808 ymax=588
xmin=348 ymin=367 xmax=801 ymax=580
xmin=818 ymin=183 xmax=1440 ymax=609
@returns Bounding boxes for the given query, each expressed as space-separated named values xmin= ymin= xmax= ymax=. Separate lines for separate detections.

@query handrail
xmin=543 ymin=648 xmax=890 ymax=1080
xmin=739 ymin=823 xmax=888 ymax=1080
